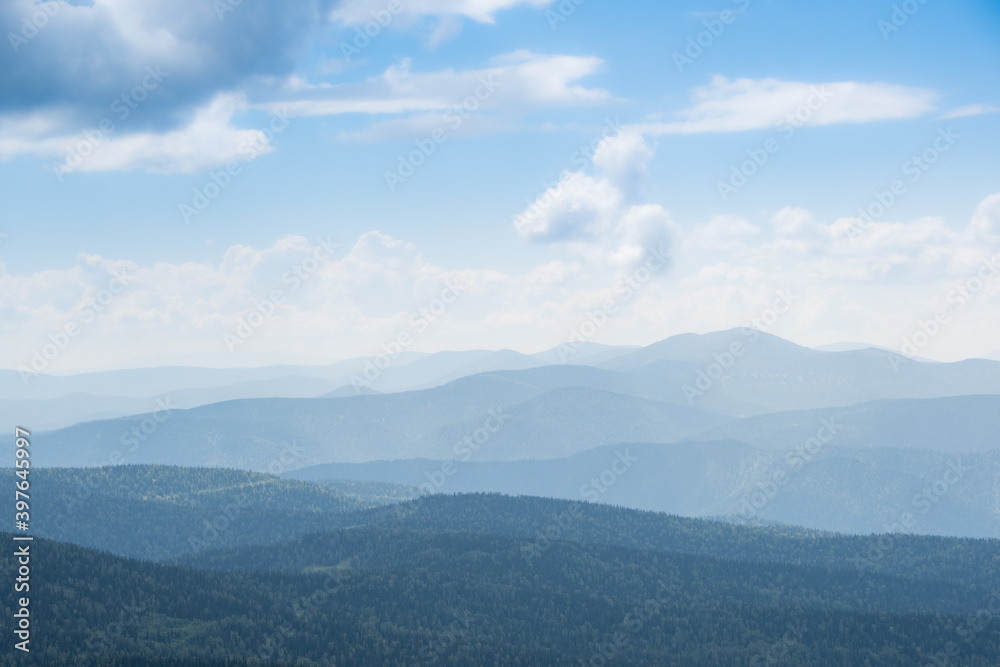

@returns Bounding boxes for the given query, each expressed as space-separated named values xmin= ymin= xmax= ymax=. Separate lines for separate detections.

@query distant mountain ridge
xmin=1 ymin=343 xmax=635 ymax=429
xmin=287 ymin=439 xmax=1000 ymax=539
xmin=692 ymin=394 xmax=1000 ymax=453
xmin=7 ymin=330 xmax=1000 ymax=430
xmin=18 ymin=329 xmax=1000 ymax=473
xmin=27 ymin=381 xmax=730 ymax=468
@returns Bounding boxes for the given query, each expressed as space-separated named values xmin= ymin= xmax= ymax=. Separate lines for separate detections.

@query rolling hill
xmin=0 ymin=465 xmax=403 ymax=560
xmin=288 ymin=440 xmax=1000 ymax=538
xmin=4 ymin=494 xmax=1000 ymax=665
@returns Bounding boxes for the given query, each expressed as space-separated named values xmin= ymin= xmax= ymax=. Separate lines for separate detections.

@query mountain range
xmin=11 ymin=329 xmax=1000 ymax=541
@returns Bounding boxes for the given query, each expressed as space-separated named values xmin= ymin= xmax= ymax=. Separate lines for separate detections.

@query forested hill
xmin=6 ymin=481 xmax=1000 ymax=665
xmin=186 ymin=493 xmax=1000 ymax=589
xmin=4 ymin=505 xmax=1000 ymax=665
xmin=0 ymin=465 xmax=407 ymax=561
xmin=14 ymin=465 xmax=1000 ymax=589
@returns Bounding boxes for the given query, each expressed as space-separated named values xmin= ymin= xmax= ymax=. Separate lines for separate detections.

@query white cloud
xmin=592 ymin=128 xmax=654 ymax=197
xmin=268 ymin=51 xmax=609 ymax=120
xmin=501 ymin=128 xmax=1000 ymax=360
xmin=3 ymin=190 xmax=1000 ymax=371
xmin=637 ymin=76 xmax=937 ymax=135
xmin=0 ymin=48 xmax=607 ymax=172
xmin=514 ymin=172 xmax=623 ymax=242
xmin=425 ymin=15 xmax=465 ymax=46
xmin=330 ymin=0 xmax=553 ymax=25
xmin=1 ymin=0 xmax=335 ymax=119
xmin=514 ymin=130 xmax=675 ymax=269
xmin=340 ymin=110 xmax=517 ymax=142
xmin=681 ymin=215 xmax=761 ymax=254
xmin=939 ymin=103 xmax=1000 ymax=119
xmin=1 ymin=48 xmax=608 ymax=172
xmin=665 ymin=192 xmax=1000 ymax=358
xmin=969 ymin=193 xmax=1000 ymax=240
xmin=0 ymin=94 xmax=272 ymax=174
xmin=772 ymin=207 xmax=821 ymax=238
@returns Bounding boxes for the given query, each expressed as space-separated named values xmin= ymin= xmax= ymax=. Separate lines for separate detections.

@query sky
xmin=1 ymin=0 xmax=999 ymax=372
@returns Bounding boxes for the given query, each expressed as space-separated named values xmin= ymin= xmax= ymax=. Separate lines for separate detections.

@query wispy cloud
xmin=265 ymin=51 xmax=609 ymax=119
xmin=330 ymin=0 xmax=554 ymax=25
xmin=636 ymin=76 xmax=937 ymax=135
xmin=938 ymin=103 xmax=999 ymax=119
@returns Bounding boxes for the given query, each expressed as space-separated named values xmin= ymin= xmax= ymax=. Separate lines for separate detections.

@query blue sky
xmin=1 ymin=0 xmax=999 ymax=371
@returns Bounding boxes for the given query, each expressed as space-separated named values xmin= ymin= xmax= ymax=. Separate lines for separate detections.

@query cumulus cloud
xmin=665 ymin=193 xmax=1000 ymax=356
xmin=0 ymin=94 xmax=274 ymax=174
xmin=681 ymin=215 xmax=760 ymax=255
xmin=0 ymin=47 xmax=607 ymax=171
xmin=637 ymin=76 xmax=937 ymax=135
xmin=1 ymin=5 xmax=607 ymax=173
xmin=503 ymin=125 xmax=999 ymax=359
xmin=771 ymin=207 xmax=820 ymax=238
xmin=0 ymin=0 xmax=330 ymax=118
xmin=3 ymin=191 xmax=1000 ymax=370
xmin=514 ymin=173 xmax=623 ymax=242
xmin=592 ymin=129 xmax=654 ymax=197
xmin=1 ymin=1 xmax=584 ymax=172
xmin=0 ymin=233 xmax=458 ymax=371
xmin=968 ymin=193 xmax=1000 ymax=240
xmin=0 ymin=0 xmax=331 ymax=172
xmin=514 ymin=129 xmax=674 ymax=270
